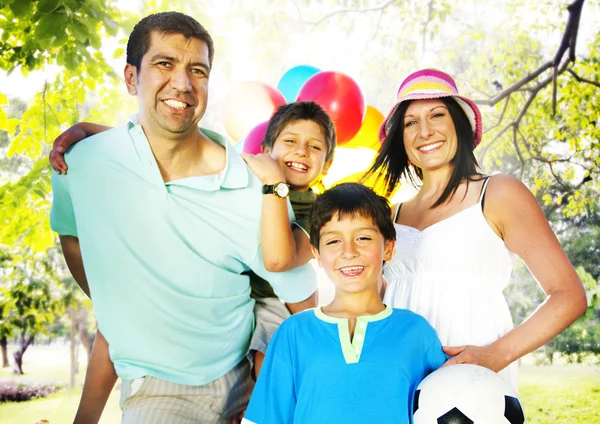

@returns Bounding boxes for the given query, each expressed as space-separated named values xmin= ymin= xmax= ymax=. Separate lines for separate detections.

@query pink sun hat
xmin=379 ymin=69 xmax=483 ymax=148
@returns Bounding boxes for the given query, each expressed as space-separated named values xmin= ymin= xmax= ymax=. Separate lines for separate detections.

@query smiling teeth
xmin=164 ymin=99 xmax=188 ymax=109
xmin=340 ymin=266 xmax=364 ymax=272
xmin=287 ymin=161 xmax=308 ymax=171
xmin=419 ymin=141 xmax=443 ymax=152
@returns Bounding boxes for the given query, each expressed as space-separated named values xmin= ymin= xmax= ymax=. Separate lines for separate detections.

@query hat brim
xmin=378 ymin=92 xmax=483 ymax=149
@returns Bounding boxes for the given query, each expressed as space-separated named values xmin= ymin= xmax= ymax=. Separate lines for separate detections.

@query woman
xmin=365 ymin=68 xmax=586 ymax=389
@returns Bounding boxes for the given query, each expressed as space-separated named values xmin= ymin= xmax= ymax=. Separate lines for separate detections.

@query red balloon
xmin=296 ymin=71 xmax=366 ymax=145
xmin=243 ymin=121 xmax=269 ymax=155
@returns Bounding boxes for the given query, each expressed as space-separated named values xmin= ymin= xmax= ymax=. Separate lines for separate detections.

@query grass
xmin=0 ymin=344 xmax=121 ymax=424
xmin=519 ymin=365 xmax=600 ymax=423
xmin=0 ymin=345 xmax=599 ymax=423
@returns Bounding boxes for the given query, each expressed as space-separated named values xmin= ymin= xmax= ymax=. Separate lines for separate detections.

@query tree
xmin=0 ymin=243 xmax=76 ymax=374
xmin=0 ymin=0 xmax=598 ymax=374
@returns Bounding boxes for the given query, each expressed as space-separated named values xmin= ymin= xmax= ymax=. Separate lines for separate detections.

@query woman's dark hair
xmin=362 ymin=97 xmax=483 ymax=208
xmin=127 ymin=12 xmax=215 ymax=71
xmin=309 ymin=183 xmax=396 ymax=250
xmin=262 ymin=101 xmax=336 ymax=163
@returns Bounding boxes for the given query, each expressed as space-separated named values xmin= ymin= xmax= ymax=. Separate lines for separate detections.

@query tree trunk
xmin=1 ymin=336 xmax=9 ymax=368
xmin=69 ymin=307 xmax=78 ymax=389
xmin=12 ymin=331 xmax=34 ymax=375
xmin=77 ymin=307 xmax=95 ymax=361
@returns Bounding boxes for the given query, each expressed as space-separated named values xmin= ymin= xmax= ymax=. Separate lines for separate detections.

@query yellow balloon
xmin=327 ymin=170 xmax=399 ymax=199
xmin=342 ymin=105 xmax=384 ymax=150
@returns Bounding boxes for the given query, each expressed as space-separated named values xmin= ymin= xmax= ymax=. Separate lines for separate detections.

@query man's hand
xmin=50 ymin=124 xmax=88 ymax=174
xmin=241 ymin=153 xmax=286 ymax=185
xmin=441 ymin=345 xmax=507 ymax=373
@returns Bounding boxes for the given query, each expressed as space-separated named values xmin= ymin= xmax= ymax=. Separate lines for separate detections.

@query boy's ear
xmin=124 ymin=64 xmax=138 ymax=96
xmin=383 ymin=239 xmax=395 ymax=262
xmin=261 ymin=145 xmax=271 ymax=155
xmin=320 ymin=158 xmax=333 ymax=176
xmin=310 ymin=246 xmax=322 ymax=266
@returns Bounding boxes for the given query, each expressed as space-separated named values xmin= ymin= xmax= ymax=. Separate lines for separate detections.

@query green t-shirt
xmin=249 ymin=189 xmax=318 ymax=299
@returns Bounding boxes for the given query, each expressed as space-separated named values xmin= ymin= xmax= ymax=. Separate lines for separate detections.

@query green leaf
xmin=113 ymin=48 xmax=124 ymax=59
xmin=37 ymin=0 xmax=61 ymax=14
xmin=34 ymin=11 xmax=68 ymax=40
xmin=64 ymin=50 xmax=78 ymax=70
xmin=0 ymin=108 xmax=7 ymax=128
xmin=50 ymin=30 xmax=68 ymax=48
xmin=9 ymin=0 xmax=32 ymax=18
xmin=69 ymin=18 xmax=90 ymax=43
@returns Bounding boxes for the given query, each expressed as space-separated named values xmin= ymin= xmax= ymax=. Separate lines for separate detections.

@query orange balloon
xmin=343 ymin=105 xmax=384 ymax=150
xmin=222 ymin=82 xmax=286 ymax=141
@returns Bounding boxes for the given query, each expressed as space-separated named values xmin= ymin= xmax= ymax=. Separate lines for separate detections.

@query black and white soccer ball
xmin=413 ymin=364 xmax=525 ymax=424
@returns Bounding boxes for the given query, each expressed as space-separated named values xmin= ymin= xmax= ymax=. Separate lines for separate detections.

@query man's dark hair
xmin=309 ymin=183 xmax=396 ymax=250
xmin=262 ymin=101 xmax=336 ymax=163
xmin=126 ymin=12 xmax=215 ymax=70
xmin=363 ymin=97 xmax=483 ymax=207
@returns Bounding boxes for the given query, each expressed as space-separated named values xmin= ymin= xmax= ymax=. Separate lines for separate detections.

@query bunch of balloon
xmin=277 ymin=65 xmax=321 ymax=103
xmin=342 ymin=106 xmax=384 ymax=151
xmin=242 ymin=121 xmax=269 ymax=154
xmin=296 ymin=71 xmax=366 ymax=145
xmin=222 ymin=81 xmax=286 ymax=142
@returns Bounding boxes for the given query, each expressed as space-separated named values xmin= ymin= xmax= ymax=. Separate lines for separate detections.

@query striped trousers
xmin=120 ymin=359 xmax=254 ymax=423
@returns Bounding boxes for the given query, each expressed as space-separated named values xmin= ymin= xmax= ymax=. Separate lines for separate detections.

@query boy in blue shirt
xmin=242 ymin=183 xmax=446 ymax=424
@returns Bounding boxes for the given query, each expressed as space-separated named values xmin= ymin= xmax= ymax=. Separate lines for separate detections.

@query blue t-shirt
xmin=50 ymin=122 xmax=317 ymax=385
xmin=243 ymin=306 xmax=446 ymax=424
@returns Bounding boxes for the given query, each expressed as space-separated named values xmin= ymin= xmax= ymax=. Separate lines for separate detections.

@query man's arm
xmin=73 ymin=330 xmax=118 ymax=424
xmin=59 ymin=236 xmax=90 ymax=297
xmin=50 ymin=122 xmax=112 ymax=174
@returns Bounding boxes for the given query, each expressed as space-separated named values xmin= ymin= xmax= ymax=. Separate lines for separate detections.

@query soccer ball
xmin=413 ymin=364 xmax=525 ymax=424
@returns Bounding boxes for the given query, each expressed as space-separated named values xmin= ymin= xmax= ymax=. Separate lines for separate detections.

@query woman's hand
xmin=441 ymin=344 xmax=509 ymax=373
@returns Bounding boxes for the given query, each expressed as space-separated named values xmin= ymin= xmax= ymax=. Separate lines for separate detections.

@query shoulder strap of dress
xmin=479 ymin=176 xmax=492 ymax=207
xmin=393 ymin=203 xmax=403 ymax=223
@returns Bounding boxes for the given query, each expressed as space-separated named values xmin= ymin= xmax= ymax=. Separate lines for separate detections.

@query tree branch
xmin=305 ymin=0 xmax=399 ymax=28
xmin=474 ymin=0 xmax=586 ymax=109
xmin=567 ymin=68 xmax=600 ymax=88
xmin=421 ymin=0 xmax=435 ymax=58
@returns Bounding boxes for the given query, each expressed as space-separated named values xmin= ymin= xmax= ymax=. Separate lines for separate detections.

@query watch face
xmin=275 ymin=182 xmax=290 ymax=198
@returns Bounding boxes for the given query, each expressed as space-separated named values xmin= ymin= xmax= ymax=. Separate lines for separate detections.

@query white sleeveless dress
xmin=383 ymin=178 xmax=519 ymax=390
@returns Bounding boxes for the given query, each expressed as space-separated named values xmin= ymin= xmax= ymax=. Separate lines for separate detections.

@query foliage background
xmin=0 ymin=0 xmax=598 ymax=419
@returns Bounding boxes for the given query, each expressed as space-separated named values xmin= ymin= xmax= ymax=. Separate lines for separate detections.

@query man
xmin=50 ymin=12 xmax=317 ymax=424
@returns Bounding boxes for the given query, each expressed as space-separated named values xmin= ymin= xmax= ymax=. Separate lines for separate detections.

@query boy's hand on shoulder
xmin=49 ymin=124 xmax=88 ymax=174
xmin=241 ymin=153 xmax=286 ymax=185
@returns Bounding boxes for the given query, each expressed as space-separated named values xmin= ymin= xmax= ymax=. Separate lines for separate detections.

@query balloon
xmin=223 ymin=81 xmax=286 ymax=141
xmin=277 ymin=65 xmax=321 ymax=103
xmin=321 ymin=147 xmax=376 ymax=190
xmin=296 ymin=71 xmax=365 ymax=145
xmin=343 ymin=106 xmax=384 ymax=150
xmin=328 ymin=170 xmax=399 ymax=200
xmin=242 ymin=121 xmax=269 ymax=155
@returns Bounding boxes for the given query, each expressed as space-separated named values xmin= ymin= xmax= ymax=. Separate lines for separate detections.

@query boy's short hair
xmin=127 ymin=12 xmax=215 ymax=70
xmin=262 ymin=102 xmax=336 ymax=163
xmin=309 ymin=183 xmax=396 ymax=250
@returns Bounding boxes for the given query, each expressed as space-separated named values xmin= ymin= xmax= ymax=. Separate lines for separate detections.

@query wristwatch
xmin=262 ymin=182 xmax=290 ymax=198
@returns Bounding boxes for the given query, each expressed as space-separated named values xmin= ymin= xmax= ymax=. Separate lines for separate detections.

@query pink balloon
xmin=296 ymin=71 xmax=365 ymax=144
xmin=243 ymin=121 xmax=269 ymax=155
xmin=223 ymin=82 xmax=286 ymax=141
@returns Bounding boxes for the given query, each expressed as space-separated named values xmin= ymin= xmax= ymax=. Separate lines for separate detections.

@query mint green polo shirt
xmin=50 ymin=121 xmax=317 ymax=385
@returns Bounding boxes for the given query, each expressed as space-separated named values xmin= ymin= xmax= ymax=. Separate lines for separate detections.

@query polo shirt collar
xmin=127 ymin=115 xmax=248 ymax=190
